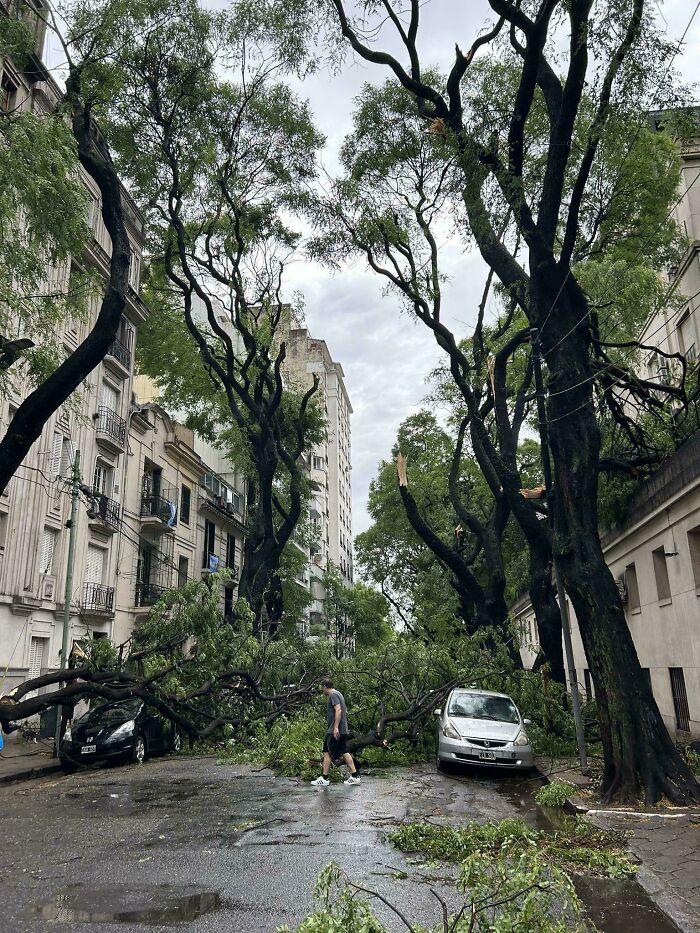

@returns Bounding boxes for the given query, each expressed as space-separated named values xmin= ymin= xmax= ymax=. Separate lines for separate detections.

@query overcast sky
xmin=44 ymin=2 xmax=700 ymax=537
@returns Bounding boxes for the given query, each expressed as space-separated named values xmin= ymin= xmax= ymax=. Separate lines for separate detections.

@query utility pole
xmin=530 ymin=329 xmax=588 ymax=772
xmin=54 ymin=449 xmax=80 ymax=757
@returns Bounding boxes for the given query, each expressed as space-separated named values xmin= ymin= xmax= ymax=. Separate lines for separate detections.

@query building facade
xmin=0 ymin=18 xmax=148 ymax=697
xmin=283 ymin=326 xmax=354 ymax=649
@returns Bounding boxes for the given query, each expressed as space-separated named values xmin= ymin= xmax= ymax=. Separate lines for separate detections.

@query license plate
xmin=81 ymin=745 xmax=97 ymax=755
xmin=479 ymin=750 xmax=496 ymax=761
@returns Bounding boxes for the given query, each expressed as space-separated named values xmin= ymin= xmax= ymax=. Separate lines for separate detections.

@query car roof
xmin=449 ymin=688 xmax=514 ymax=700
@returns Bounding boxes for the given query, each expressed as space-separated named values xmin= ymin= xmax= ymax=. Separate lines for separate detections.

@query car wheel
xmin=60 ymin=759 xmax=79 ymax=775
xmin=171 ymin=731 xmax=182 ymax=754
xmin=131 ymin=734 xmax=146 ymax=764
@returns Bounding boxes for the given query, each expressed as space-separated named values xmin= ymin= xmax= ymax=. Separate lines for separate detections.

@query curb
xmin=0 ymin=760 xmax=62 ymax=786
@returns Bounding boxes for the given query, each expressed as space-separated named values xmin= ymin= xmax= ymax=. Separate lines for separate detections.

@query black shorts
xmin=323 ymin=733 xmax=348 ymax=758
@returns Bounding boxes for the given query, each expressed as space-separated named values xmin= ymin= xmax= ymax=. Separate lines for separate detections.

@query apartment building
xmin=283 ymin=326 xmax=354 ymax=650
xmin=114 ymin=404 xmax=246 ymax=642
xmin=515 ymin=110 xmax=700 ymax=740
xmin=0 ymin=13 xmax=148 ymax=695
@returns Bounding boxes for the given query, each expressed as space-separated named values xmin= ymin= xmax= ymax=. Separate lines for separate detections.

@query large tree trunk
xmin=541 ymin=283 xmax=700 ymax=804
xmin=528 ymin=549 xmax=565 ymax=684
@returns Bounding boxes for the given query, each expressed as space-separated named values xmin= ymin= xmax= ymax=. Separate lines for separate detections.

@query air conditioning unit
xmin=616 ymin=577 xmax=628 ymax=604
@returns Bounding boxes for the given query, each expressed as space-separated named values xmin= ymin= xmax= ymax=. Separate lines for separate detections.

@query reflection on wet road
xmin=0 ymin=759 xmax=678 ymax=932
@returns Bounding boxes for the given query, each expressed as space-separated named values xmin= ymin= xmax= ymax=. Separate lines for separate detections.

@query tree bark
xmin=528 ymin=548 xmax=565 ymax=684
xmin=540 ymin=280 xmax=700 ymax=804
xmin=0 ymin=72 xmax=129 ymax=494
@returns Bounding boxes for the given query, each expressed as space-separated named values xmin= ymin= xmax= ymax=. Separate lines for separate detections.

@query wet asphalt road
xmin=0 ymin=757 xmax=543 ymax=933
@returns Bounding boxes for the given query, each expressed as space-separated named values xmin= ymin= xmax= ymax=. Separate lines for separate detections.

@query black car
xmin=59 ymin=699 xmax=181 ymax=774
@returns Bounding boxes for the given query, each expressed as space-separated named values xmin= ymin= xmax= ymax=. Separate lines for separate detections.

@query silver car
xmin=435 ymin=688 xmax=534 ymax=771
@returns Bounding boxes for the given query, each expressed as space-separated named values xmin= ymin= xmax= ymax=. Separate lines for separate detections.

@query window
xmin=39 ymin=527 xmax=57 ymax=575
xmin=100 ymin=381 xmax=118 ymax=413
xmin=0 ymin=513 xmax=7 ymax=553
xmin=232 ymin=491 xmax=242 ymax=513
xmin=128 ymin=252 xmax=141 ymax=290
xmin=1 ymin=73 xmax=17 ymax=114
xmin=27 ymin=637 xmax=47 ymax=697
xmin=226 ymin=534 xmax=237 ymax=570
xmin=678 ymin=311 xmax=695 ymax=358
xmin=652 ymin=547 xmax=671 ymax=602
xmin=84 ymin=545 xmax=105 ymax=585
xmin=669 ymin=668 xmax=691 ymax=732
xmin=203 ymin=519 xmax=216 ymax=569
xmin=688 ymin=526 xmax=700 ymax=589
xmin=177 ymin=556 xmax=189 ymax=588
xmin=625 ymin=563 xmax=640 ymax=612
xmin=180 ymin=485 xmax=191 ymax=525
xmin=93 ymin=460 xmax=114 ymax=497
xmin=583 ymin=669 xmax=593 ymax=702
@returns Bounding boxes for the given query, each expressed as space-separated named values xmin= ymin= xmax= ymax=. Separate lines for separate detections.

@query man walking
xmin=311 ymin=678 xmax=360 ymax=786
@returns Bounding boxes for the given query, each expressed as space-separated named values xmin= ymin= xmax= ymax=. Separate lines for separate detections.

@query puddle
xmin=29 ymin=886 xmax=220 ymax=924
xmin=574 ymin=875 xmax=679 ymax=933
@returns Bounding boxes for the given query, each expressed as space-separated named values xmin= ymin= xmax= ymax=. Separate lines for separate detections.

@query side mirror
xmin=433 ymin=708 xmax=442 ymax=717
xmin=523 ymin=718 xmax=532 ymax=727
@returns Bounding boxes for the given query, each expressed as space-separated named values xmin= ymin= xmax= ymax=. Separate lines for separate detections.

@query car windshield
xmin=448 ymin=693 xmax=519 ymax=724
xmin=77 ymin=699 xmax=142 ymax=725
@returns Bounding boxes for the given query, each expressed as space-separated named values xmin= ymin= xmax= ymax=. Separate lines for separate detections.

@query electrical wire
xmin=541 ymin=167 xmax=700 ymax=361
xmin=545 ymin=287 xmax=700 ymax=401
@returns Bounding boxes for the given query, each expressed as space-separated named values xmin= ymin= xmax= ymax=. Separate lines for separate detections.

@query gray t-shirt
xmin=326 ymin=689 xmax=348 ymax=735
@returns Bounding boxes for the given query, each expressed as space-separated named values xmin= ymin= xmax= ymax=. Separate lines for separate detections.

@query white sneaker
xmin=310 ymin=776 xmax=330 ymax=786
xmin=344 ymin=775 xmax=361 ymax=785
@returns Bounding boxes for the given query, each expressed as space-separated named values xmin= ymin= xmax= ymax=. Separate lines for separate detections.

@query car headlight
xmin=442 ymin=719 xmax=461 ymax=740
xmin=513 ymin=731 xmax=529 ymax=747
xmin=105 ymin=720 xmax=136 ymax=743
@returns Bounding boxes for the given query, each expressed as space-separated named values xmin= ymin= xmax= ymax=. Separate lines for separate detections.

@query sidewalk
xmin=536 ymin=755 xmax=700 ymax=933
xmin=0 ymin=738 xmax=62 ymax=784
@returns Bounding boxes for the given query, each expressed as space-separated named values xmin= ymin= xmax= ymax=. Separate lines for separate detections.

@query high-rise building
xmin=283 ymin=326 xmax=353 ymax=648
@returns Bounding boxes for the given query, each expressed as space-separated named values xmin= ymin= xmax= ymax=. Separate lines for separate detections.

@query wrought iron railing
xmin=82 ymin=582 xmax=115 ymax=614
xmin=96 ymin=406 xmax=126 ymax=446
xmin=89 ymin=490 xmax=120 ymax=528
xmin=135 ymin=582 xmax=167 ymax=607
xmin=107 ymin=336 xmax=132 ymax=370
xmin=140 ymin=490 xmax=178 ymax=526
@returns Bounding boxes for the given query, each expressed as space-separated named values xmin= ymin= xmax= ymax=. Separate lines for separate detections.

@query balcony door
xmin=100 ymin=381 xmax=119 ymax=414
xmin=85 ymin=545 xmax=105 ymax=587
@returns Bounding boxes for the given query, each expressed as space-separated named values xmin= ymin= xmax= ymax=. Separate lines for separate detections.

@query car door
xmin=141 ymin=706 xmax=163 ymax=754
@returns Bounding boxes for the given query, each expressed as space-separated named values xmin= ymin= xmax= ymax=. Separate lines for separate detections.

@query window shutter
xmin=50 ymin=433 xmax=63 ymax=475
xmin=84 ymin=545 xmax=105 ymax=585
xmin=59 ymin=438 xmax=74 ymax=478
xmin=100 ymin=382 xmax=118 ymax=412
xmin=39 ymin=528 xmax=57 ymax=574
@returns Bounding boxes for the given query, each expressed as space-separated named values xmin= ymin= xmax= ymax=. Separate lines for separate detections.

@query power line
xmin=542 ymin=167 xmax=700 ymax=361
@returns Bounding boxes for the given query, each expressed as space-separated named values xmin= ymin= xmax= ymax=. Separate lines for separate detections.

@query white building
xmin=283 ymin=327 xmax=354 ymax=648
xmin=0 ymin=22 xmax=148 ymax=698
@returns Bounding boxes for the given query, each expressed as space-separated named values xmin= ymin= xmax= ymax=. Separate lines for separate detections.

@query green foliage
xmin=535 ymin=780 xmax=576 ymax=809
xmin=279 ymin=854 xmax=592 ymax=933
xmin=320 ymin=563 xmax=393 ymax=651
xmin=0 ymin=106 xmax=91 ymax=391
xmin=391 ymin=815 xmax=636 ymax=879
xmin=220 ymin=709 xmax=329 ymax=782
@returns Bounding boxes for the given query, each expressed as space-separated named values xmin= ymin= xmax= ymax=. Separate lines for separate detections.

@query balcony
xmin=140 ymin=489 xmax=177 ymax=532
xmin=87 ymin=490 xmax=120 ymax=532
xmin=225 ymin=561 xmax=240 ymax=581
xmin=82 ymin=582 xmax=115 ymax=616
xmin=105 ymin=336 xmax=132 ymax=378
xmin=95 ymin=406 xmax=126 ymax=453
xmin=135 ymin=582 xmax=167 ymax=607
